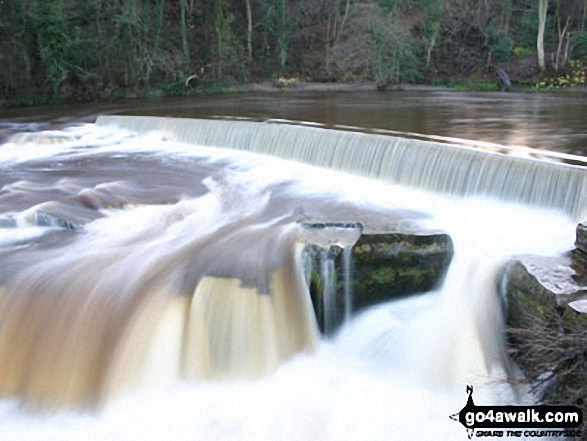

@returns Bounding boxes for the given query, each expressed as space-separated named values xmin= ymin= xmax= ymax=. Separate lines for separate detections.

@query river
xmin=0 ymin=90 xmax=584 ymax=440
xmin=2 ymin=89 xmax=587 ymax=155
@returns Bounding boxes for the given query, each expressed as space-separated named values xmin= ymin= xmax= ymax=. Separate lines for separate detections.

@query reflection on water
xmin=1 ymin=90 xmax=587 ymax=156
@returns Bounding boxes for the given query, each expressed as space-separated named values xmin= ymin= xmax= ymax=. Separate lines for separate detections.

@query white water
xmin=342 ymin=247 xmax=353 ymax=323
xmin=319 ymin=248 xmax=336 ymax=336
xmin=97 ymin=116 xmax=587 ymax=220
xmin=0 ymin=120 xmax=579 ymax=440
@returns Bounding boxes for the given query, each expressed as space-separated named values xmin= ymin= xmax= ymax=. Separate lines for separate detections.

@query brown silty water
xmin=0 ymin=92 xmax=584 ymax=440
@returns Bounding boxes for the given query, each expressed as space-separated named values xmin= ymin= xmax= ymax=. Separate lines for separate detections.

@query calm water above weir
xmin=2 ymin=89 xmax=587 ymax=156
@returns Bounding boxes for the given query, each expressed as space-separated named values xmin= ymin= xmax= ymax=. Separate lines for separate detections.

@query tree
xmin=328 ymin=3 xmax=419 ymax=87
xmin=180 ymin=0 xmax=191 ymax=65
xmin=275 ymin=0 xmax=291 ymax=71
xmin=538 ymin=0 xmax=548 ymax=71
xmin=246 ymin=0 xmax=253 ymax=65
xmin=33 ymin=0 xmax=70 ymax=93
xmin=419 ymin=0 xmax=445 ymax=68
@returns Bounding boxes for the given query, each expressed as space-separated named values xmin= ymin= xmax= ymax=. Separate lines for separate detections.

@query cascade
xmin=0 ymin=176 xmax=319 ymax=407
xmin=320 ymin=248 xmax=336 ymax=336
xmin=301 ymin=223 xmax=362 ymax=335
xmin=342 ymin=247 xmax=353 ymax=323
xmin=0 ymin=117 xmax=580 ymax=440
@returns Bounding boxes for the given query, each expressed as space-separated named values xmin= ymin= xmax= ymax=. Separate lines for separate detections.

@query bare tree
xmin=538 ymin=0 xmax=548 ymax=71
xmin=246 ymin=0 xmax=253 ymax=64
xmin=180 ymin=0 xmax=191 ymax=65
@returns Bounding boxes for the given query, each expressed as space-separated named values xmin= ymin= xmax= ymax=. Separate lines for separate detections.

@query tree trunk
xmin=154 ymin=0 xmax=165 ymax=53
xmin=426 ymin=32 xmax=437 ymax=68
xmin=214 ymin=0 xmax=224 ymax=79
xmin=555 ymin=15 xmax=570 ymax=72
xmin=180 ymin=0 xmax=191 ymax=65
xmin=503 ymin=0 xmax=512 ymax=35
xmin=537 ymin=0 xmax=548 ymax=72
xmin=246 ymin=0 xmax=253 ymax=64
xmin=147 ymin=0 xmax=165 ymax=81
xmin=337 ymin=0 xmax=351 ymax=42
xmin=277 ymin=0 xmax=288 ymax=72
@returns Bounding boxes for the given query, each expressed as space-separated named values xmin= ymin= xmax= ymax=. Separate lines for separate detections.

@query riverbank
xmin=3 ymin=76 xmax=587 ymax=109
xmin=230 ymin=80 xmax=451 ymax=93
xmin=3 ymin=80 xmax=444 ymax=108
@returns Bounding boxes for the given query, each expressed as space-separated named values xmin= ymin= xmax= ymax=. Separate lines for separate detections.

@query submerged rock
xmin=24 ymin=202 xmax=103 ymax=231
xmin=575 ymin=222 xmax=587 ymax=256
xmin=0 ymin=202 xmax=104 ymax=250
xmin=0 ymin=219 xmax=17 ymax=228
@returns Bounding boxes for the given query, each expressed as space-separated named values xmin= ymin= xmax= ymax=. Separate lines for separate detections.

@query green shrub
xmin=535 ymin=59 xmax=587 ymax=89
xmin=491 ymin=35 xmax=513 ymax=61
xmin=513 ymin=46 xmax=535 ymax=58
xmin=453 ymin=80 xmax=500 ymax=92
xmin=33 ymin=0 xmax=70 ymax=93
xmin=572 ymin=33 xmax=587 ymax=59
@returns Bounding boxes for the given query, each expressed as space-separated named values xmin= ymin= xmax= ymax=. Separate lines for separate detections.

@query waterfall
xmin=0 ymin=176 xmax=319 ymax=407
xmin=320 ymin=248 xmax=336 ymax=336
xmin=342 ymin=247 xmax=353 ymax=324
xmin=97 ymin=115 xmax=587 ymax=220
xmin=0 ymin=116 xmax=580 ymax=440
xmin=301 ymin=223 xmax=362 ymax=336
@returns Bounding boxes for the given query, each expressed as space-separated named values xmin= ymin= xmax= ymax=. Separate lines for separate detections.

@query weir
xmin=0 ymin=115 xmax=582 ymax=429
xmin=97 ymin=115 xmax=587 ymax=220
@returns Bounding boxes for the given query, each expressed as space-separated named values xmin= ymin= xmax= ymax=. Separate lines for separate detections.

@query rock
xmin=575 ymin=222 xmax=587 ymax=256
xmin=302 ymin=223 xmax=454 ymax=335
xmin=0 ymin=203 xmax=103 ymax=249
xmin=34 ymin=211 xmax=80 ymax=231
xmin=0 ymin=219 xmax=17 ymax=228
xmin=21 ymin=202 xmax=104 ymax=231
xmin=300 ymin=223 xmax=363 ymax=249
xmin=496 ymin=68 xmax=513 ymax=91
xmin=351 ymin=232 xmax=453 ymax=309
xmin=503 ymin=253 xmax=587 ymax=328
xmin=502 ymin=253 xmax=587 ymax=407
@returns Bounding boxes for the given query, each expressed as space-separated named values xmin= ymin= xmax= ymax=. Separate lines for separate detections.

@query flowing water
xmin=0 ymin=92 xmax=584 ymax=440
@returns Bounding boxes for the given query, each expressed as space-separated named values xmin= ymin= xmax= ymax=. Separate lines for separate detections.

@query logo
xmin=450 ymin=386 xmax=583 ymax=439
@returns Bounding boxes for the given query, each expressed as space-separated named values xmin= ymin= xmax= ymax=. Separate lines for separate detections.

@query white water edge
xmin=0 ymin=122 xmax=578 ymax=441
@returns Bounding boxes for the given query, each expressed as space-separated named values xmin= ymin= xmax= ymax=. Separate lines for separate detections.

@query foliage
xmin=508 ymin=307 xmax=586 ymax=425
xmin=213 ymin=0 xmax=247 ymax=81
xmin=573 ymin=32 xmax=587 ymax=59
xmin=535 ymin=59 xmax=587 ymax=89
xmin=513 ymin=46 xmax=534 ymax=58
xmin=517 ymin=3 xmax=541 ymax=50
xmin=328 ymin=5 xmax=420 ymax=87
xmin=453 ymin=79 xmax=500 ymax=92
xmin=33 ymin=0 xmax=70 ymax=93
xmin=371 ymin=13 xmax=421 ymax=87
xmin=2 ymin=0 xmax=587 ymax=104
xmin=490 ymin=35 xmax=514 ymax=61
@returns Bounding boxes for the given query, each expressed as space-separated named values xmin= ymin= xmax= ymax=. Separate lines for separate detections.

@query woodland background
xmin=1 ymin=0 xmax=586 ymax=105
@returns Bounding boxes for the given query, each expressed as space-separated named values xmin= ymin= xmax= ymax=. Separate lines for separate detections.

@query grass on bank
xmin=3 ymin=74 xmax=587 ymax=108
